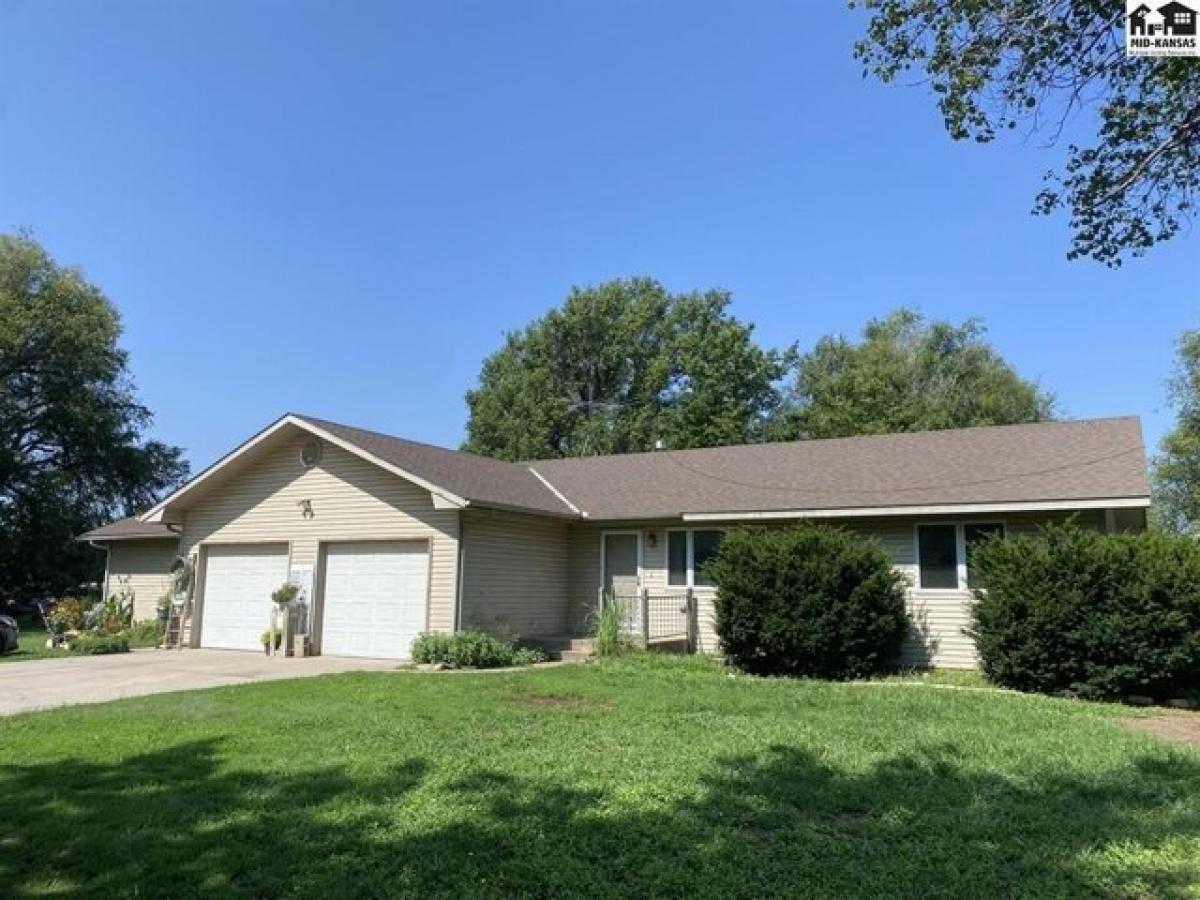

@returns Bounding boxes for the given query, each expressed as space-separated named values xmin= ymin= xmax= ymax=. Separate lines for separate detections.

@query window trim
xmin=666 ymin=528 xmax=689 ymax=588
xmin=665 ymin=527 xmax=724 ymax=589
xmin=914 ymin=520 xmax=1006 ymax=593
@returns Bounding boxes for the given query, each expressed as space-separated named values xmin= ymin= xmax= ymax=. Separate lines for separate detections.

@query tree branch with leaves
xmin=853 ymin=0 xmax=1199 ymax=265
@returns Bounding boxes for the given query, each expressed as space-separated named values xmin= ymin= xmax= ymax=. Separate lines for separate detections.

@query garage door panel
xmin=321 ymin=541 xmax=428 ymax=660
xmin=201 ymin=544 xmax=289 ymax=651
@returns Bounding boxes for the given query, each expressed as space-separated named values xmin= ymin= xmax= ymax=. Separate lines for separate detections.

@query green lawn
xmin=0 ymin=656 xmax=1197 ymax=899
xmin=1 ymin=620 xmax=162 ymax=662
xmin=0 ymin=623 xmax=64 ymax=663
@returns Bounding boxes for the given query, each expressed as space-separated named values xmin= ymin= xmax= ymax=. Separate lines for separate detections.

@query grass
xmin=0 ymin=655 xmax=1197 ymax=899
xmin=0 ymin=623 xmax=63 ymax=663
xmin=1 ymin=618 xmax=162 ymax=662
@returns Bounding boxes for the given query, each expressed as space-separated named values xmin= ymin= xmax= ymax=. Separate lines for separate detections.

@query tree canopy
xmin=853 ymin=0 xmax=1200 ymax=266
xmin=772 ymin=308 xmax=1054 ymax=440
xmin=0 ymin=234 xmax=189 ymax=601
xmin=463 ymin=278 xmax=791 ymax=460
xmin=1152 ymin=330 xmax=1200 ymax=534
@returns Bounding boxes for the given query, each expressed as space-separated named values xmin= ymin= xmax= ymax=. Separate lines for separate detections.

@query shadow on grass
xmin=0 ymin=738 xmax=1197 ymax=898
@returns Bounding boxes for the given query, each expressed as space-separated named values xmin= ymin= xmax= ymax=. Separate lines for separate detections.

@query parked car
xmin=0 ymin=615 xmax=19 ymax=654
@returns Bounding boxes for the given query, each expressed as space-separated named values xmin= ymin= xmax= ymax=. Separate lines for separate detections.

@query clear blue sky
xmin=2 ymin=1 xmax=1196 ymax=472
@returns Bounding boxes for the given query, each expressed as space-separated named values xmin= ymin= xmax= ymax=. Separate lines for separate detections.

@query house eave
xmin=680 ymin=496 xmax=1151 ymax=522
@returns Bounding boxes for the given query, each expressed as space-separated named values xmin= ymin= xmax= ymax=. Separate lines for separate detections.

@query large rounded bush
xmin=969 ymin=523 xmax=1200 ymax=699
xmin=708 ymin=524 xmax=909 ymax=679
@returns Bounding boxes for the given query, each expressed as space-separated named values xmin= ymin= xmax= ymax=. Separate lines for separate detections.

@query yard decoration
xmin=260 ymin=629 xmax=282 ymax=655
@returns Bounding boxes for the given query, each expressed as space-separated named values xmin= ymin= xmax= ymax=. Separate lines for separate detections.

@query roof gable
xmin=139 ymin=413 xmax=576 ymax=523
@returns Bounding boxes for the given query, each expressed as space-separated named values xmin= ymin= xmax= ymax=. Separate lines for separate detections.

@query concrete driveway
xmin=0 ymin=649 xmax=399 ymax=716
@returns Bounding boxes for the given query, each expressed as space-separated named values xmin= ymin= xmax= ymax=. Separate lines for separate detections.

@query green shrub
xmin=260 ymin=629 xmax=283 ymax=650
xmin=91 ymin=593 xmax=134 ymax=633
xmin=510 ymin=647 xmax=547 ymax=667
xmin=411 ymin=631 xmax=451 ymax=663
xmin=969 ymin=523 xmax=1200 ymax=699
xmin=590 ymin=596 xmax=632 ymax=657
xmin=410 ymin=630 xmax=546 ymax=668
xmin=70 ymin=633 xmax=130 ymax=655
xmin=122 ymin=620 xmax=164 ymax=648
xmin=48 ymin=596 xmax=88 ymax=633
xmin=708 ymin=524 xmax=910 ymax=679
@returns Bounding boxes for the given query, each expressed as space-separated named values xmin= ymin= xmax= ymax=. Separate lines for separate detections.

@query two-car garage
xmin=198 ymin=541 xmax=429 ymax=659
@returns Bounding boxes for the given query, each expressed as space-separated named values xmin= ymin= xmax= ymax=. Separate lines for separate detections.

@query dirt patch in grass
xmin=507 ymin=691 xmax=608 ymax=710
xmin=1121 ymin=714 xmax=1200 ymax=747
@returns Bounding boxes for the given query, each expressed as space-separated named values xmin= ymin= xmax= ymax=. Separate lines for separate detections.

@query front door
xmin=603 ymin=532 xmax=640 ymax=601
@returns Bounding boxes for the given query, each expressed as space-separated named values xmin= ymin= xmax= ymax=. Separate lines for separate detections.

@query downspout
xmin=454 ymin=515 xmax=465 ymax=633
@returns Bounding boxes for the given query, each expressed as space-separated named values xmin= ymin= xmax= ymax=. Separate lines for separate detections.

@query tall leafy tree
xmin=463 ymin=278 xmax=791 ymax=460
xmin=772 ymin=308 xmax=1054 ymax=440
xmin=0 ymin=234 xmax=189 ymax=600
xmin=1152 ymin=330 xmax=1200 ymax=534
xmin=853 ymin=1 xmax=1200 ymax=266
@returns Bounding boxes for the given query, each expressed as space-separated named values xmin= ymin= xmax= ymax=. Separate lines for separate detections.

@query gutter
xmin=681 ymin=496 xmax=1152 ymax=522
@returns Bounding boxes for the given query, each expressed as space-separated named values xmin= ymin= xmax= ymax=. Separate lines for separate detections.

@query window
xmin=667 ymin=531 xmax=688 ymax=587
xmin=1178 ymin=12 xmax=1192 ymax=23
xmin=692 ymin=530 xmax=723 ymax=587
xmin=917 ymin=524 xmax=958 ymax=589
xmin=667 ymin=528 xmax=724 ymax=587
xmin=964 ymin=523 xmax=1005 ymax=589
xmin=917 ymin=522 xmax=1005 ymax=590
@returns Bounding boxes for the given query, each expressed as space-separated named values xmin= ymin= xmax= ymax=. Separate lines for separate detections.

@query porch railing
xmin=599 ymin=588 xmax=697 ymax=652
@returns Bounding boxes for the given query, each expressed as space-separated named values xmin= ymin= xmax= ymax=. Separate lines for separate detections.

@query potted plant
xmin=260 ymin=628 xmax=282 ymax=655
xmin=271 ymin=582 xmax=300 ymax=608
xmin=156 ymin=593 xmax=171 ymax=625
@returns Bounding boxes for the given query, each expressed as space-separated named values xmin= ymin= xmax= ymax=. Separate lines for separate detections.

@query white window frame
xmin=666 ymin=528 xmax=690 ymax=588
xmin=914 ymin=521 xmax=1006 ymax=592
xmin=665 ymin=527 xmax=725 ymax=589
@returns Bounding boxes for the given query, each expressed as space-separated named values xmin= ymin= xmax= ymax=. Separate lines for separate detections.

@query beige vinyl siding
xmin=177 ymin=435 xmax=459 ymax=646
xmin=887 ymin=510 xmax=1105 ymax=667
xmin=566 ymin=509 xmax=1110 ymax=666
xmin=460 ymin=508 xmax=570 ymax=637
xmin=105 ymin=539 xmax=179 ymax=621
xmin=567 ymin=524 xmax=603 ymax=634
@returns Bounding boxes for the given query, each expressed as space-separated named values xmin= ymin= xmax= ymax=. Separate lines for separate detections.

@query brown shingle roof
xmin=79 ymin=517 xmax=180 ymax=541
xmin=293 ymin=414 xmax=576 ymax=517
xmin=530 ymin=417 xmax=1149 ymax=520
xmin=103 ymin=414 xmax=1148 ymax=539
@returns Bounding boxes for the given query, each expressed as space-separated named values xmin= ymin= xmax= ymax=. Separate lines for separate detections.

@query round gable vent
xmin=300 ymin=440 xmax=323 ymax=469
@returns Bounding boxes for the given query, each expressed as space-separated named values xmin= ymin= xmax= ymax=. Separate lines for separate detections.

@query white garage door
xmin=320 ymin=541 xmax=428 ymax=659
xmin=201 ymin=544 xmax=289 ymax=651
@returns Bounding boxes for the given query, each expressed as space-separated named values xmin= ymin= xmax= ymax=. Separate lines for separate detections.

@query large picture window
xmin=666 ymin=529 xmax=724 ymax=588
xmin=917 ymin=522 xmax=1005 ymax=590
